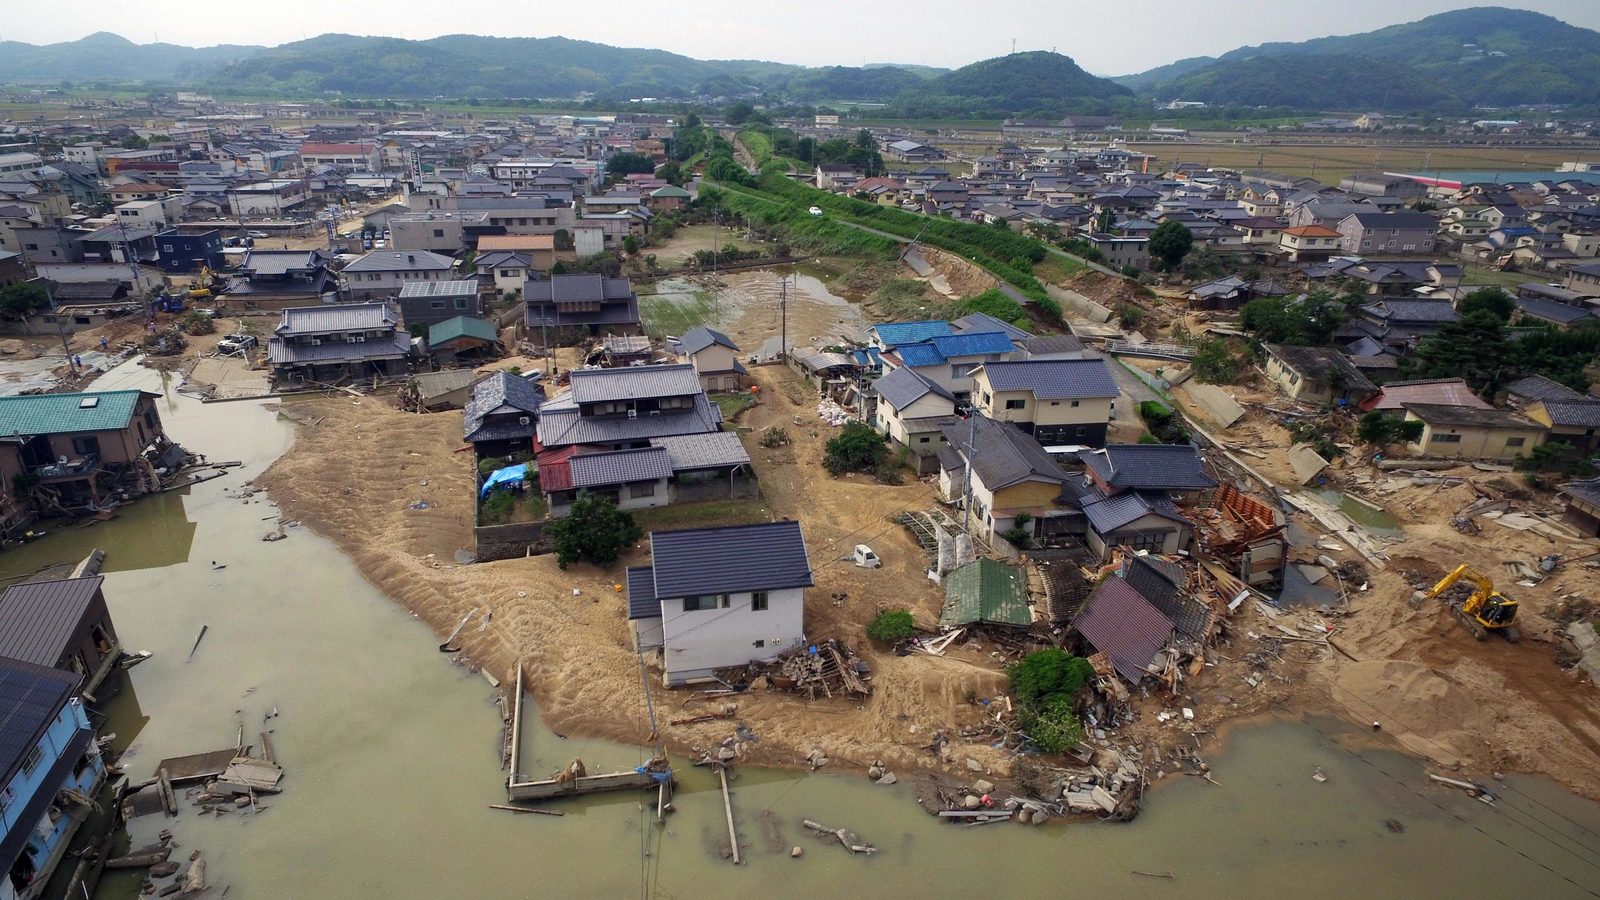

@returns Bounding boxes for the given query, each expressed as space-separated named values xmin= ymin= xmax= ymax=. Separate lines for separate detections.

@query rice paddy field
xmin=1123 ymin=141 xmax=1586 ymax=182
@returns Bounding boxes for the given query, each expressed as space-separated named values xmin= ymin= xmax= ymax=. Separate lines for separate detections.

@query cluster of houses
xmin=0 ymin=573 xmax=124 ymax=900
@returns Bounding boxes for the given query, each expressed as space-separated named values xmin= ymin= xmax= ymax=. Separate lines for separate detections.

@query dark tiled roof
xmin=1264 ymin=344 xmax=1377 ymax=393
xmin=0 ymin=655 xmax=80 ymax=789
xmin=267 ymin=334 xmax=411 ymax=365
xmin=874 ymin=366 xmax=953 ymax=411
xmin=1540 ymin=399 xmax=1600 ymax=428
xmin=650 ymin=432 xmax=751 ymax=470
xmin=1559 ymin=478 xmax=1600 ymax=508
xmin=568 ymin=364 xmax=702 ymax=404
xmin=525 ymin=273 xmax=635 ymax=304
xmin=1360 ymin=299 xmax=1459 ymax=324
xmin=569 ymin=447 xmax=673 ymax=488
xmin=536 ymin=393 xmax=721 ymax=448
xmin=626 ymin=566 xmax=659 ymax=620
xmin=1081 ymin=489 xmax=1187 ymax=534
xmin=343 ymin=249 xmax=456 ymax=272
xmin=1020 ymin=334 xmax=1088 ymax=356
xmin=951 ymin=312 xmax=1032 ymax=341
xmin=1081 ymin=444 xmax=1217 ymax=492
xmin=1402 ymin=403 xmax=1538 ymax=429
xmin=1124 ymin=557 xmax=1211 ymax=639
xmin=649 ymin=521 xmax=812 ymax=599
xmin=980 ymin=359 xmax=1119 ymax=400
xmin=679 ymin=326 xmax=738 ymax=356
xmin=1516 ymin=296 xmax=1595 ymax=325
xmin=0 ymin=576 xmax=103 ymax=666
xmin=1073 ymin=575 xmax=1173 ymax=683
xmin=463 ymin=371 xmax=545 ymax=442
xmin=941 ymin=415 xmax=1068 ymax=492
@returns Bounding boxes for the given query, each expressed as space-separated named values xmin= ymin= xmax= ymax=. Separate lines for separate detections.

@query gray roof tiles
xmin=679 ymin=326 xmax=739 ymax=356
xmin=941 ymin=414 xmax=1069 ymax=492
xmin=874 ymin=366 xmax=953 ymax=411
xmin=343 ymin=249 xmax=456 ymax=272
xmin=536 ymin=393 xmax=721 ymax=448
xmin=266 ymin=334 xmax=411 ymax=365
xmin=648 ymin=520 xmax=813 ymax=599
xmin=1073 ymin=574 xmax=1173 ymax=683
xmin=626 ymin=566 xmax=659 ymax=620
xmin=649 ymin=432 xmax=751 ymax=470
xmin=1539 ymin=399 xmax=1600 ymax=428
xmin=525 ymin=274 xmax=636 ymax=304
xmin=980 ymin=358 xmax=1119 ymax=400
xmin=569 ymin=447 xmax=673 ymax=488
xmin=1506 ymin=374 xmax=1585 ymax=404
xmin=0 ymin=576 xmax=104 ymax=666
xmin=1081 ymin=444 xmax=1217 ymax=492
xmin=568 ymin=364 xmax=703 ymax=404
xmin=275 ymin=302 xmax=396 ymax=336
xmin=463 ymin=371 xmax=545 ymax=442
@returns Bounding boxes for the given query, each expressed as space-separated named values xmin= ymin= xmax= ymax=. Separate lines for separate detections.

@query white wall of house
xmin=660 ymin=586 xmax=805 ymax=684
xmin=575 ymin=226 xmax=606 ymax=256
xmin=875 ymin=391 xmax=952 ymax=445
xmin=690 ymin=344 xmax=737 ymax=376
xmin=974 ymin=379 xmax=1111 ymax=430
xmin=633 ymin=617 xmax=665 ymax=651
xmin=345 ymin=266 xmax=454 ymax=297
xmin=1405 ymin=417 xmax=1544 ymax=461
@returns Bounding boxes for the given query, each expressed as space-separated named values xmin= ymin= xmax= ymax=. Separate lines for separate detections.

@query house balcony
xmin=32 ymin=453 xmax=100 ymax=480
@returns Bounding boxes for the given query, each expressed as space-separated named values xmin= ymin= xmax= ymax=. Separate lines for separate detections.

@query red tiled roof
xmin=1360 ymin=378 xmax=1493 ymax=412
xmin=1074 ymin=575 xmax=1173 ymax=683
xmin=535 ymin=444 xmax=607 ymax=492
xmin=1280 ymin=224 xmax=1342 ymax=238
xmin=300 ymin=142 xmax=375 ymax=155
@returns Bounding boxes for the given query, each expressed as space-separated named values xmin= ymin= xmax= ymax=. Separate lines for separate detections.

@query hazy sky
xmin=4 ymin=0 xmax=1600 ymax=74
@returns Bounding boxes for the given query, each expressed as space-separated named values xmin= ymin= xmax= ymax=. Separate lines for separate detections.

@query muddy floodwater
xmin=10 ymin=361 xmax=1600 ymax=899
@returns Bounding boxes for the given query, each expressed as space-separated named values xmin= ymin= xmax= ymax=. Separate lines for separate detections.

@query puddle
xmin=1314 ymin=489 xmax=1405 ymax=537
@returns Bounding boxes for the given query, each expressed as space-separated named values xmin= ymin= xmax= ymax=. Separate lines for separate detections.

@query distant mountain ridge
xmin=0 ymin=32 xmax=1128 ymax=116
xmin=1119 ymin=7 xmax=1600 ymax=111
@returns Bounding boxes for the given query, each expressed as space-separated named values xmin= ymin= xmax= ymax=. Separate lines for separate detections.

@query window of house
xmin=433 ymin=229 xmax=444 ymax=238
xmin=20 ymin=744 xmax=42 ymax=776
xmin=980 ymin=392 xmax=992 ymax=407
xmin=1431 ymin=433 xmax=1462 ymax=444
xmin=430 ymin=300 xmax=446 ymax=310
xmin=718 ymin=594 xmax=732 ymax=608
xmin=1505 ymin=437 xmax=1526 ymax=448
xmin=918 ymin=436 xmax=929 ymax=443
xmin=630 ymin=482 xmax=655 ymax=498
xmin=752 ymin=639 xmax=766 ymax=648
xmin=682 ymin=595 xmax=717 ymax=612
xmin=455 ymin=298 xmax=467 ymax=309
xmin=71 ymin=436 xmax=101 ymax=457
xmin=751 ymin=592 xmax=769 ymax=611
xmin=1004 ymin=399 xmax=1025 ymax=410
xmin=1070 ymin=400 xmax=1080 ymax=408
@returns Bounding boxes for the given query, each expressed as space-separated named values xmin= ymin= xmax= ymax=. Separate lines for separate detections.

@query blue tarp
xmin=480 ymin=463 xmax=530 ymax=497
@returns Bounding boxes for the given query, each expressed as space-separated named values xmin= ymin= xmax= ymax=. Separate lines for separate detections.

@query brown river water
xmin=10 ymin=360 xmax=1600 ymax=899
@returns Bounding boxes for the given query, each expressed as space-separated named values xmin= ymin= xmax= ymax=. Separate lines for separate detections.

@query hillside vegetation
xmin=1128 ymin=7 xmax=1600 ymax=111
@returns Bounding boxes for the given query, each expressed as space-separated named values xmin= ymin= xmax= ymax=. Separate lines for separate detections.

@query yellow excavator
xmin=1422 ymin=563 xmax=1519 ymax=642
xmin=186 ymin=265 xmax=218 ymax=301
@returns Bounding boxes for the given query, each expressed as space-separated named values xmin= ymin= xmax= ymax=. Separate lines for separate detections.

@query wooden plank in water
xmin=216 ymin=757 xmax=284 ymax=794
xmin=154 ymin=748 xmax=241 ymax=784
xmin=506 ymin=771 xmax=657 ymax=802
xmin=508 ymin=662 xmax=524 ymax=785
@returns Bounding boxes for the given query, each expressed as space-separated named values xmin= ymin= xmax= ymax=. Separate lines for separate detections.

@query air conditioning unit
xmin=311 ymin=338 xmax=322 ymax=346
xmin=352 ymin=335 xmax=365 ymax=343
xmin=647 ymin=410 xmax=661 ymax=416
xmin=627 ymin=409 xmax=638 ymax=419
xmin=517 ymin=416 xmax=531 ymax=426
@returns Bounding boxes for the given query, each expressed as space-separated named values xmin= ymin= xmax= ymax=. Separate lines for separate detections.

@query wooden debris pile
xmin=759 ymin=639 xmax=871 ymax=699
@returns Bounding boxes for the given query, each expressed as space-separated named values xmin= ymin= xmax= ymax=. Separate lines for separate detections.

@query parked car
xmin=217 ymin=333 xmax=258 ymax=354
xmin=852 ymin=544 xmax=881 ymax=568
xmin=808 ymin=206 xmax=823 ymax=217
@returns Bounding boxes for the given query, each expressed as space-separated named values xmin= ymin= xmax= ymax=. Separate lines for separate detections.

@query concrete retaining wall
xmin=475 ymin=520 xmax=551 ymax=561
xmin=1046 ymin=284 xmax=1112 ymax=323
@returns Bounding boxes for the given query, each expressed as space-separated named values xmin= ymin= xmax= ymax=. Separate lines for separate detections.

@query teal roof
xmin=428 ymin=316 xmax=499 ymax=346
xmin=0 ymin=390 xmax=151 ymax=437
xmin=940 ymin=558 xmax=1032 ymax=628
xmin=650 ymin=185 xmax=692 ymax=198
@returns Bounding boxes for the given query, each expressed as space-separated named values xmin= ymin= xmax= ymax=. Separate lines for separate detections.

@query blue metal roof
xmin=929 ymin=331 xmax=1015 ymax=357
xmin=896 ymin=342 xmax=947 ymax=367
xmin=873 ymin=320 xmax=952 ymax=347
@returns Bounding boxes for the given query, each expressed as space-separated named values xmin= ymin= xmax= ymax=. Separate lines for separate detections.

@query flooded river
xmin=11 ymin=361 xmax=1600 ymax=899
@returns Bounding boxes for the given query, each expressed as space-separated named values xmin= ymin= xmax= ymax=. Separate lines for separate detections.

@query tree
xmin=622 ymin=235 xmax=639 ymax=256
xmin=723 ymin=101 xmax=756 ymax=125
xmin=684 ymin=113 xmax=702 ymax=129
xmin=1241 ymin=290 xmax=1350 ymax=345
xmin=1007 ymin=649 xmax=1094 ymax=709
xmin=1190 ymin=338 xmax=1239 ymax=384
xmin=822 ymin=422 xmax=888 ymax=476
xmin=1147 ymin=220 xmax=1194 ymax=270
xmin=546 ymin=494 xmax=642 ymax=569
xmin=1457 ymin=286 xmax=1515 ymax=323
xmin=0 ymin=283 xmax=50 ymax=317
xmin=656 ymin=161 xmax=684 ymax=186
xmin=1020 ymin=695 xmax=1087 ymax=753
xmin=1357 ymin=410 xmax=1425 ymax=446
xmin=866 ymin=609 xmax=916 ymax=643
xmin=606 ymin=153 xmax=655 ymax=177
xmin=1406 ymin=310 xmax=1510 ymax=392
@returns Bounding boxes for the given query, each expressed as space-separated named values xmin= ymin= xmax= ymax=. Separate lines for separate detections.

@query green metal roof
xmin=940 ymin=558 xmax=1032 ymax=628
xmin=0 ymin=390 xmax=151 ymax=437
xmin=650 ymin=185 xmax=692 ymax=198
xmin=428 ymin=316 xmax=499 ymax=347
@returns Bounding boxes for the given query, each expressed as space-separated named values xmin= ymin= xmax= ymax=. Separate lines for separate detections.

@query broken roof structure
xmin=940 ymin=558 xmax=1032 ymax=628
xmin=1073 ymin=574 xmax=1173 ymax=684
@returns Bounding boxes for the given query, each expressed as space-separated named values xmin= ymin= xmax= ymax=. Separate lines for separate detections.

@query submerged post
xmin=508 ymin=661 xmax=525 ymax=789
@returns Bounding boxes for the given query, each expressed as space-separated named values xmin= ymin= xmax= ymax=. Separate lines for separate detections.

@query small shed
xmin=940 ymin=558 xmax=1032 ymax=628
xmin=428 ymin=316 xmax=501 ymax=364
xmin=405 ymin=369 xmax=480 ymax=411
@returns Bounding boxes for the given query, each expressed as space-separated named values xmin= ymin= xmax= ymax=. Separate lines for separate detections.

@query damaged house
xmin=1071 ymin=444 xmax=1217 ymax=558
xmin=266 ymin=302 xmax=411 ymax=387
xmin=0 ymin=389 xmax=177 ymax=530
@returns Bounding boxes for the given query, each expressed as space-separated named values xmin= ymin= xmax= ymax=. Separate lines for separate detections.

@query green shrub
xmin=1190 ymin=338 xmax=1239 ymax=384
xmin=546 ymin=495 xmax=642 ymax=568
xmin=480 ymin=490 xmax=515 ymax=525
xmin=823 ymin=422 xmax=889 ymax=476
xmin=1020 ymin=695 xmax=1087 ymax=753
xmin=866 ymin=609 xmax=916 ymax=643
xmin=1357 ymin=411 xmax=1423 ymax=445
xmin=1007 ymin=649 xmax=1094 ymax=709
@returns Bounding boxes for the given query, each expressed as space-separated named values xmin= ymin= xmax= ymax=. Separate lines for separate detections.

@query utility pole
xmin=778 ymin=274 xmax=788 ymax=363
xmin=960 ymin=411 xmax=977 ymax=536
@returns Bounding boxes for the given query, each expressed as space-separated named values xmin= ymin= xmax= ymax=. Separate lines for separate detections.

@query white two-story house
xmin=627 ymin=521 xmax=812 ymax=686
xmin=972 ymin=358 xmax=1120 ymax=447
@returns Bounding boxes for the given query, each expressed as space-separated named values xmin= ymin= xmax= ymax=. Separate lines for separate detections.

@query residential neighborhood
xmin=5 ymin=6 xmax=1600 ymax=897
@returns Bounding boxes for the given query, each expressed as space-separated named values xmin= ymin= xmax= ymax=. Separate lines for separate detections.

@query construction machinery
xmin=186 ymin=265 xmax=218 ymax=301
xmin=1422 ymin=563 xmax=1519 ymax=641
